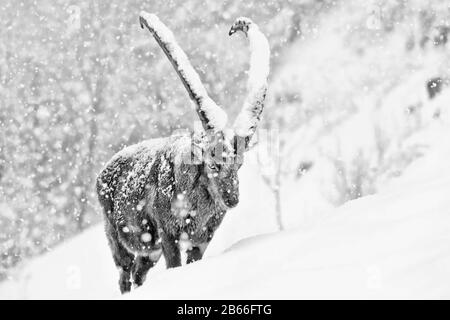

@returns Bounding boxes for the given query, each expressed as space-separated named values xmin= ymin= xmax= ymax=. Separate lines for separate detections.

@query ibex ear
xmin=190 ymin=132 xmax=205 ymax=165
xmin=191 ymin=130 xmax=229 ymax=165
xmin=191 ymin=144 xmax=203 ymax=165
xmin=204 ymin=131 xmax=227 ymax=164
xmin=231 ymin=135 xmax=246 ymax=165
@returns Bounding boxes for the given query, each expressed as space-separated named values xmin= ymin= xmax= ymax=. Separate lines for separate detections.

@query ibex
xmin=96 ymin=12 xmax=270 ymax=293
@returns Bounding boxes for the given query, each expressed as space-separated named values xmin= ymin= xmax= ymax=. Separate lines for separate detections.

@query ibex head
xmin=140 ymin=13 xmax=270 ymax=208
xmin=197 ymin=132 xmax=241 ymax=208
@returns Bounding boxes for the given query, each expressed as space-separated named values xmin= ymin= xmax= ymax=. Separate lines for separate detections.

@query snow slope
xmin=129 ymin=177 xmax=450 ymax=299
xmin=1 ymin=135 xmax=450 ymax=299
xmin=0 ymin=161 xmax=277 ymax=299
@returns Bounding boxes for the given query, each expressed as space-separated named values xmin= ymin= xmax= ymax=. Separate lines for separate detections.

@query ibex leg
xmin=132 ymin=256 xmax=156 ymax=287
xmin=105 ymin=219 xmax=135 ymax=294
xmin=161 ymin=232 xmax=181 ymax=268
xmin=186 ymin=242 xmax=209 ymax=264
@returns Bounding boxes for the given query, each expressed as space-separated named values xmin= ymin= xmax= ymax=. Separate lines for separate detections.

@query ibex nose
xmin=225 ymin=195 xmax=239 ymax=208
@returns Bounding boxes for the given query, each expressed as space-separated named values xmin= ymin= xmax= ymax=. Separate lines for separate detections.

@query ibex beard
xmin=97 ymin=13 xmax=270 ymax=294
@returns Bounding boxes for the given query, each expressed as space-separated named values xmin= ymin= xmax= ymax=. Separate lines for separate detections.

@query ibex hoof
xmin=119 ymin=280 xmax=132 ymax=294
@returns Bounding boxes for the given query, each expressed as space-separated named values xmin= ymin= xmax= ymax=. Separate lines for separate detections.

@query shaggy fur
xmin=97 ymin=134 xmax=243 ymax=293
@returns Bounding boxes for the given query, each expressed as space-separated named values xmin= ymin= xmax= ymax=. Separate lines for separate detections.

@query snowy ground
xmin=1 ymin=129 xmax=450 ymax=299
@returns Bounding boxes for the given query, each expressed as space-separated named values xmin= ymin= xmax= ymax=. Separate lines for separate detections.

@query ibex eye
xmin=208 ymin=163 xmax=220 ymax=171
